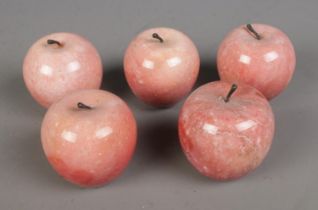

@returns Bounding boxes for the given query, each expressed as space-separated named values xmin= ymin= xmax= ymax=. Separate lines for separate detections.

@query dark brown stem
xmin=224 ymin=84 xmax=238 ymax=102
xmin=47 ymin=39 xmax=63 ymax=47
xmin=152 ymin=33 xmax=164 ymax=43
xmin=246 ymin=24 xmax=261 ymax=40
xmin=77 ymin=102 xmax=92 ymax=110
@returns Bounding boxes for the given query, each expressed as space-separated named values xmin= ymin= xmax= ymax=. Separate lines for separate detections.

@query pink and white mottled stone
xmin=178 ymin=81 xmax=275 ymax=180
xmin=124 ymin=27 xmax=200 ymax=107
xmin=41 ymin=89 xmax=137 ymax=187
xmin=23 ymin=33 xmax=103 ymax=108
xmin=217 ymin=24 xmax=296 ymax=100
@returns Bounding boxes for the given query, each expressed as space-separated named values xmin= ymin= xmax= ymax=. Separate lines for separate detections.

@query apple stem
xmin=224 ymin=84 xmax=238 ymax=102
xmin=77 ymin=102 xmax=92 ymax=110
xmin=47 ymin=39 xmax=63 ymax=47
xmin=152 ymin=33 xmax=164 ymax=43
xmin=246 ymin=24 xmax=261 ymax=40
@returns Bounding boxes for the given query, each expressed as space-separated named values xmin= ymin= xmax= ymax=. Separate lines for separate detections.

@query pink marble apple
xmin=178 ymin=81 xmax=275 ymax=180
xmin=41 ymin=89 xmax=137 ymax=187
xmin=217 ymin=23 xmax=296 ymax=99
xmin=23 ymin=32 xmax=103 ymax=108
xmin=124 ymin=27 xmax=200 ymax=107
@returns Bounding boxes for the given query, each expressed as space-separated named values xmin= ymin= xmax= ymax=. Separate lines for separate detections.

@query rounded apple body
xmin=178 ymin=81 xmax=275 ymax=180
xmin=124 ymin=27 xmax=200 ymax=107
xmin=217 ymin=24 xmax=296 ymax=99
xmin=23 ymin=32 xmax=103 ymax=108
xmin=41 ymin=89 xmax=137 ymax=187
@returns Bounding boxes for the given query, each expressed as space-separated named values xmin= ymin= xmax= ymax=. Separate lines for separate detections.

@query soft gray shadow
xmin=136 ymin=116 xmax=212 ymax=182
xmin=141 ymin=117 xmax=180 ymax=162
xmin=101 ymin=62 xmax=161 ymax=111
xmin=195 ymin=60 xmax=220 ymax=88
xmin=101 ymin=62 xmax=130 ymax=97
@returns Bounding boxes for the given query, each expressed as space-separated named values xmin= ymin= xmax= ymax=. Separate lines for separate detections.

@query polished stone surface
xmin=0 ymin=0 xmax=317 ymax=209
xmin=217 ymin=24 xmax=296 ymax=99
xmin=179 ymin=81 xmax=274 ymax=180
xmin=124 ymin=27 xmax=200 ymax=107
xmin=41 ymin=89 xmax=137 ymax=187
xmin=23 ymin=33 xmax=103 ymax=107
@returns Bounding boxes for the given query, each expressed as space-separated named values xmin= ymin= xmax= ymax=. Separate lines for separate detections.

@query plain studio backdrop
xmin=0 ymin=0 xmax=317 ymax=209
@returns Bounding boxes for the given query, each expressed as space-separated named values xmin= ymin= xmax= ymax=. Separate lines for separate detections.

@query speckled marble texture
xmin=179 ymin=81 xmax=275 ymax=180
xmin=124 ymin=27 xmax=200 ymax=107
xmin=23 ymin=33 xmax=103 ymax=108
xmin=41 ymin=89 xmax=137 ymax=187
xmin=217 ymin=24 xmax=296 ymax=99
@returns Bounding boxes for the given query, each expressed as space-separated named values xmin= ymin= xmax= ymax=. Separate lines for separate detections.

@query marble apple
xmin=23 ymin=32 xmax=103 ymax=108
xmin=41 ymin=89 xmax=137 ymax=187
xmin=217 ymin=23 xmax=296 ymax=99
xmin=178 ymin=81 xmax=275 ymax=180
xmin=124 ymin=27 xmax=200 ymax=107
